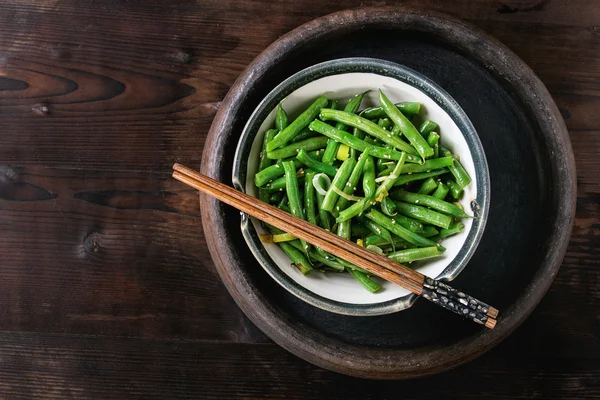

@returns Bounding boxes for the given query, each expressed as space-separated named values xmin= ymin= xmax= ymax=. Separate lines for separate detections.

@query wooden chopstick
xmin=172 ymin=163 xmax=498 ymax=328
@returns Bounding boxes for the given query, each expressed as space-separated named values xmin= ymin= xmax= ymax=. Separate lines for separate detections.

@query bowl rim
xmin=200 ymin=7 xmax=576 ymax=379
xmin=231 ymin=57 xmax=491 ymax=316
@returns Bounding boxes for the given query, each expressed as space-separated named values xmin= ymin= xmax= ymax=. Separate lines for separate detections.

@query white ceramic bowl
xmin=232 ymin=58 xmax=490 ymax=316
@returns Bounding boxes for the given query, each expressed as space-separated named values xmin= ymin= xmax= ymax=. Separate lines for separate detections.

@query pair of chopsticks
xmin=173 ymin=163 xmax=498 ymax=328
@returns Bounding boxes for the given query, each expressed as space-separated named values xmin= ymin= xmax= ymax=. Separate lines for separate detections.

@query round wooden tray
xmin=200 ymin=7 xmax=575 ymax=379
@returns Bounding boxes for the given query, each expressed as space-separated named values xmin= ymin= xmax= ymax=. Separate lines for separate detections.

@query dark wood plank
xmin=0 ymin=165 xmax=269 ymax=342
xmin=0 ymin=330 xmax=597 ymax=400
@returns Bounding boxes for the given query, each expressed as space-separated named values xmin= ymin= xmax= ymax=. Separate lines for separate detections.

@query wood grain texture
xmin=0 ymin=0 xmax=598 ymax=397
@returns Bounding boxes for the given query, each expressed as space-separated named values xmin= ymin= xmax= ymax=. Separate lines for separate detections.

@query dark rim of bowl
xmin=232 ymin=57 xmax=490 ymax=316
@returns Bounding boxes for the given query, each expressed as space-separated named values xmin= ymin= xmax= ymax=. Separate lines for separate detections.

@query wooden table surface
xmin=0 ymin=0 xmax=598 ymax=398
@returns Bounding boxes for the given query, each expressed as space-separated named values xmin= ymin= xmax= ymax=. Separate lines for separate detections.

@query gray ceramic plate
xmin=232 ymin=58 xmax=490 ymax=316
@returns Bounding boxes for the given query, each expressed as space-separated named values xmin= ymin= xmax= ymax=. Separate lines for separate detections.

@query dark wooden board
xmin=0 ymin=0 xmax=598 ymax=396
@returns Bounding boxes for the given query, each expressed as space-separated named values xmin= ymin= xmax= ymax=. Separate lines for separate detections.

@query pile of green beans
xmin=255 ymin=90 xmax=473 ymax=293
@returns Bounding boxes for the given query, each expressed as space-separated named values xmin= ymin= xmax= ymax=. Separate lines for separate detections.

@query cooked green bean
xmin=356 ymin=216 xmax=394 ymax=247
xmin=267 ymin=136 xmax=328 ymax=160
xmin=364 ymin=234 xmax=411 ymax=249
xmin=309 ymin=120 xmax=419 ymax=163
xmin=321 ymin=158 xmax=356 ymax=212
xmin=267 ymin=95 xmax=328 ymax=151
xmin=379 ymin=90 xmax=433 ymax=159
xmin=296 ymin=149 xmax=338 ymax=177
xmin=432 ymin=182 xmax=449 ymax=200
xmin=348 ymin=269 xmax=382 ymax=293
xmin=336 ymin=152 xmax=406 ymax=223
xmin=426 ymin=132 xmax=440 ymax=148
xmin=432 ymin=222 xmax=465 ymax=242
xmin=304 ymin=170 xmax=317 ymax=225
xmin=419 ymin=120 xmax=438 ymax=137
xmin=337 ymin=220 xmax=351 ymax=240
xmin=394 ymin=201 xmax=453 ymax=229
xmin=377 ymin=118 xmax=393 ymax=130
xmin=440 ymin=146 xmax=472 ymax=188
xmin=350 ymin=222 xmax=372 ymax=237
xmin=315 ymin=191 xmax=331 ymax=231
xmin=259 ymin=129 xmax=278 ymax=173
xmin=392 ymin=170 xmax=447 ymax=187
xmin=390 ymin=190 xmax=471 ymax=218
xmin=417 ymin=177 xmax=438 ymax=195
xmin=291 ymin=127 xmax=320 ymax=143
xmin=276 ymin=102 xmax=289 ymax=132
xmin=318 ymin=109 xmax=419 ymax=156
xmin=388 ymin=247 xmax=443 ymax=263
xmin=321 ymin=92 xmax=368 ymax=165
xmin=279 ymin=242 xmax=312 ymax=275
xmin=421 ymin=225 xmax=439 ymax=237
xmin=364 ymin=209 xmax=441 ymax=249
xmin=391 ymin=214 xmax=424 ymax=233
xmin=381 ymin=196 xmax=397 ymax=216
xmin=334 ymin=148 xmax=370 ymax=214
xmin=309 ymin=249 xmax=345 ymax=271
xmin=359 ymin=102 xmax=421 ymax=119
xmin=255 ymin=151 xmax=322 ymax=187
xmin=283 ymin=161 xmax=308 ymax=252
xmin=363 ymin=156 xmax=377 ymax=199
xmin=264 ymin=175 xmax=305 ymax=193
xmin=446 ymin=180 xmax=464 ymax=199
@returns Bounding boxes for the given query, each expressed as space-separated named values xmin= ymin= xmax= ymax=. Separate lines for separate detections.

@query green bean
xmin=379 ymin=90 xmax=433 ymax=159
xmin=348 ymin=269 xmax=382 ymax=293
xmin=432 ymin=222 xmax=465 ymax=242
xmin=256 ymin=152 xmax=323 ymax=188
xmin=377 ymin=166 xmax=394 ymax=178
xmin=426 ymin=132 xmax=440 ymax=148
xmin=380 ymin=196 xmax=397 ymax=216
xmin=337 ymin=220 xmax=351 ymax=240
xmin=291 ymin=127 xmax=320 ymax=143
xmin=267 ymin=136 xmax=328 ymax=160
xmin=315 ymin=191 xmax=332 ymax=231
xmin=440 ymin=146 xmax=472 ymax=188
xmin=258 ymin=188 xmax=269 ymax=203
xmin=350 ymin=222 xmax=372 ymax=237
xmin=364 ymin=209 xmax=441 ymax=249
xmin=417 ymin=177 xmax=438 ymax=195
xmin=321 ymin=92 xmax=368 ymax=165
xmin=309 ymin=120 xmax=419 ymax=162
xmin=359 ymin=102 xmax=421 ymax=119
xmin=391 ymin=124 xmax=402 ymax=137
xmin=337 ymin=152 xmax=406 ymax=223
xmin=263 ymin=175 xmax=305 ymax=193
xmin=421 ymin=225 xmax=439 ymax=237
xmin=391 ymin=214 xmax=424 ymax=233
xmin=390 ymin=190 xmax=471 ymax=218
xmin=356 ymin=216 xmax=394 ymax=247
xmin=329 ymin=99 xmax=339 ymax=110
xmin=419 ymin=120 xmax=438 ymax=137
xmin=377 ymin=118 xmax=392 ymax=130
xmin=283 ymin=161 xmax=309 ymax=253
xmin=394 ymin=201 xmax=453 ymax=229
xmin=321 ymin=158 xmax=356 ymax=212
xmin=447 ymin=180 xmax=464 ymax=199
xmin=259 ymin=129 xmax=278 ymax=173
xmin=304 ymin=170 xmax=317 ymax=225
xmin=296 ymin=149 xmax=338 ymax=177
xmin=393 ymin=170 xmax=447 ymax=187
xmin=308 ymin=249 xmax=345 ymax=272
xmin=432 ymin=182 xmax=450 ymax=200
xmin=364 ymin=234 xmax=411 ymax=249
xmin=387 ymin=247 xmax=442 ymax=263
xmin=363 ymin=156 xmax=377 ymax=199
xmin=267 ymin=95 xmax=328 ymax=151
xmin=279 ymin=242 xmax=312 ymax=275
xmin=269 ymin=192 xmax=283 ymax=204
xmin=401 ymin=157 xmax=453 ymax=174
xmin=276 ymin=102 xmax=289 ymax=132
xmin=333 ymin=148 xmax=370 ymax=214
xmin=318 ymin=109 xmax=419 ymax=155
xmin=277 ymin=193 xmax=288 ymax=209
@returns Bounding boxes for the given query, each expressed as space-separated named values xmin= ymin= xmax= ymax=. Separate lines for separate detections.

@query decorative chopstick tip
xmin=487 ymin=306 xmax=499 ymax=319
xmin=485 ymin=318 xmax=497 ymax=329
